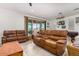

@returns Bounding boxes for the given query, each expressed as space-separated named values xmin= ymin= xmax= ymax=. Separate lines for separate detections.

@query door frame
xmin=24 ymin=16 xmax=47 ymax=36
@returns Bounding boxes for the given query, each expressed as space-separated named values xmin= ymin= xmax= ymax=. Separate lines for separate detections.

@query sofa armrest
xmin=56 ymin=43 xmax=66 ymax=55
xmin=2 ymin=36 xmax=7 ymax=44
xmin=57 ymin=40 xmax=67 ymax=55
xmin=56 ymin=40 xmax=67 ymax=44
xmin=56 ymin=40 xmax=67 ymax=55
xmin=2 ymin=36 xmax=6 ymax=39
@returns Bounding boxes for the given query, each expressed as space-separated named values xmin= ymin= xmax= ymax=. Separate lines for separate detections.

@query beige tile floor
xmin=20 ymin=40 xmax=69 ymax=56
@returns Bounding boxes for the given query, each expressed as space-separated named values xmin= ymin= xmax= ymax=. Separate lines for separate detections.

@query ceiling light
xmin=56 ymin=12 xmax=65 ymax=19
xmin=31 ymin=9 xmax=34 ymax=12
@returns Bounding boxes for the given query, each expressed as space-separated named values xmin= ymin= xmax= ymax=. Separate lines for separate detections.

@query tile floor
xmin=21 ymin=40 xmax=68 ymax=56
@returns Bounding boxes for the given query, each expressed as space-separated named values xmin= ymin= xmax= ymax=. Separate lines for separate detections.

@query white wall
xmin=0 ymin=8 xmax=24 ymax=43
xmin=46 ymin=19 xmax=57 ymax=30
xmin=47 ymin=18 xmax=68 ymax=30
xmin=64 ymin=14 xmax=79 ymax=32
xmin=47 ymin=14 xmax=79 ymax=32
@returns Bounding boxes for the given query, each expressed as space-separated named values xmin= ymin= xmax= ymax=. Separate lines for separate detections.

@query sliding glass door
xmin=40 ymin=22 xmax=46 ymax=30
xmin=28 ymin=20 xmax=32 ymax=35
xmin=33 ymin=23 xmax=40 ymax=31
xmin=28 ymin=20 xmax=46 ymax=35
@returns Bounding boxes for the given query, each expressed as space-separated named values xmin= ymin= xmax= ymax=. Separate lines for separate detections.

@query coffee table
xmin=0 ymin=41 xmax=23 ymax=56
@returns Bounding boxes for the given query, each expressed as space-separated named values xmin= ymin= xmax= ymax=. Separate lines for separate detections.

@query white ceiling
xmin=0 ymin=3 xmax=79 ymax=19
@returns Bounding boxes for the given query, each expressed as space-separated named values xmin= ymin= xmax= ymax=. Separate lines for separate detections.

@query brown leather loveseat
xmin=33 ymin=30 xmax=68 ymax=56
xmin=2 ymin=30 xmax=28 ymax=44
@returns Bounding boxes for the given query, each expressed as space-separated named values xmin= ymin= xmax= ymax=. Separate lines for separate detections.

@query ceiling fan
xmin=29 ymin=3 xmax=32 ymax=7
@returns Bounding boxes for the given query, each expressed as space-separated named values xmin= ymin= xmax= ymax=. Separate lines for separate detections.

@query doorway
xmin=28 ymin=20 xmax=46 ymax=36
xmin=24 ymin=16 xmax=46 ymax=36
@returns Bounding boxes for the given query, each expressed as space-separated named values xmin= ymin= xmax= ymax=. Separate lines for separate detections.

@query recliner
xmin=33 ymin=30 xmax=68 ymax=56
xmin=2 ymin=30 xmax=28 ymax=44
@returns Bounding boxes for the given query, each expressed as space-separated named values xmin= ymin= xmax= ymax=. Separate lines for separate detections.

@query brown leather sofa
xmin=33 ymin=30 xmax=68 ymax=56
xmin=2 ymin=30 xmax=29 ymax=44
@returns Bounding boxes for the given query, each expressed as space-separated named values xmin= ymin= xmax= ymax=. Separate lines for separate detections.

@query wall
xmin=64 ymin=14 xmax=79 ymax=32
xmin=46 ymin=19 xmax=57 ymax=30
xmin=0 ymin=8 xmax=24 ymax=44
xmin=47 ymin=14 xmax=79 ymax=32
xmin=47 ymin=18 xmax=68 ymax=30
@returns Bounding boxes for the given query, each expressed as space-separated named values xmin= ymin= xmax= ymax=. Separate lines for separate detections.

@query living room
xmin=0 ymin=3 xmax=79 ymax=57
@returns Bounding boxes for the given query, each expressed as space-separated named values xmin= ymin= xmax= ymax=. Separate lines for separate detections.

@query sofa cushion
xmin=17 ymin=34 xmax=24 ymax=36
xmin=4 ymin=30 xmax=16 ymax=37
xmin=17 ymin=30 xmax=25 ymax=35
xmin=45 ymin=39 xmax=56 ymax=48
xmin=57 ymin=40 xmax=66 ymax=44
xmin=17 ymin=36 xmax=27 ymax=39
xmin=39 ymin=30 xmax=68 ymax=37
xmin=7 ymin=37 xmax=17 ymax=41
xmin=39 ymin=30 xmax=45 ymax=35
xmin=48 ymin=36 xmax=66 ymax=41
xmin=37 ymin=35 xmax=48 ymax=39
xmin=7 ymin=34 xmax=16 ymax=38
xmin=34 ymin=37 xmax=46 ymax=45
xmin=48 ymin=36 xmax=58 ymax=41
xmin=52 ymin=30 xmax=68 ymax=37
xmin=34 ymin=37 xmax=46 ymax=41
xmin=41 ymin=35 xmax=49 ymax=39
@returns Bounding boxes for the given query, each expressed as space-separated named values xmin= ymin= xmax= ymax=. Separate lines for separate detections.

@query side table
xmin=68 ymin=31 xmax=78 ymax=43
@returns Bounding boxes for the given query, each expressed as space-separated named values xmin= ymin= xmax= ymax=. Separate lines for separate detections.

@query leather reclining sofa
xmin=2 ymin=30 xmax=28 ymax=44
xmin=33 ymin=30 xmax=68 ymax=56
